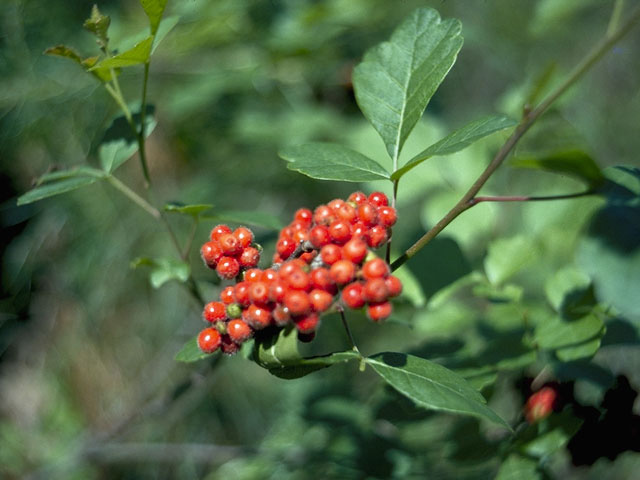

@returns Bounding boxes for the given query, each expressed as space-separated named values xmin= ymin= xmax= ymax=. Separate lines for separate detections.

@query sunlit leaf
xmin=484 ymin=235 xmax=539 ymax=285
xmin=90 ymin=36 xmax=154 ymax=70
xmin=17 ymin=167 xmax=105 ymax=206
xmin=131 ymin=256 xmax=190 ymax=289
xmin=366 ymin=352 xmax=511 ymax=429
xmin=140 ymin=0 xmax=167 ymax=35
xmin=164 ymin=203 xmax=213 ymax=217
xmin=99 ymin=107 xmax=156 ymax=173
xmin=392 ymin=115 xmax=516 ymax=180
xmin=280 ymin=143 xmax=390 ymax=182
xmin=353 ymin=8 xmax=463 ymax=161
xmin=511 ymin=149 xmax=605 ymax=188
xmin=495 ymin=454 xmax=541 ymax=480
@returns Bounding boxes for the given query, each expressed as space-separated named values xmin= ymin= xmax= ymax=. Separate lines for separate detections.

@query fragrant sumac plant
xmin=10 ymin=1 xmax=640 ymax=478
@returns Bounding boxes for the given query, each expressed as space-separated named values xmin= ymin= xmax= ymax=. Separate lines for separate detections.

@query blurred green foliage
xmin=1 ymin=0 xmax=640 ymax=478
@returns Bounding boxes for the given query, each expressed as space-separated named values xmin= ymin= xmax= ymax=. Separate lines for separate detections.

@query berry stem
xmin=391 ymin=6 xmax=640 ymax=272
xmin=137 ymin=61 xmax=152 ymax=188
xmin=338 ymin=307 xmax=361 ymax=357
xmin=467 ymin=190 xmax=596 ymax=206
xmin=106 ymin=175 xmax=161 ymax=219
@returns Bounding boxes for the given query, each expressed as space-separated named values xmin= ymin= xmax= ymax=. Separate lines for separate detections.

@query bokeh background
xmin=2 ymin=0 xmax=640 ymax=478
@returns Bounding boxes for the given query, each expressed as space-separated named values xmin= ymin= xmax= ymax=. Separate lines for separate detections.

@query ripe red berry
xmin=351 ymin=222 xmax=370 ymax=243
xmin=362 ymin=258 xmax=389 ymax=280
xmin=310 ymin=267 xmax=335 ymax=293
xmin=377 ymin=206 xmax=397 ymax=227
xmin=328 ymin=199 xmax=346 ymax=212
xmin=268 ymin=280 xmax=288 ymax=303
xmin=203 ymin=301 xmax=227 ymax=322
xmin=285 ymin=268 xmax=310 ymax=291
xmin=320 ymin=244 xmax=342 ymax=265
xmin=216 ymin=256 xmax=240 ymax=280
xmin=244 ymin=268 xmax=263 ymax=283
xmin=239 ymin=247 xmax=260 ymax=268
xmin=210 ymin=224 xmax=232 ymax=241
xmin=367 ymin=301 xmax=392 ymax=322
xmin=227 ymin=319 xmax=253 ymax=343
xmin=220 ymin=334 xmax=240 ymax=355
xmin=249 ymin=281 xmax=270 ymax=305
xmin=201 ymin=241 xmax=223 ymax=268
xmin=313 ymin=205 xmax=334 ymax=225
xmin=244 ymin=304 xmax=272 ymax=330
xmin=329 ymin=220 xmax=352 ymax=244
xmin=342 ymin=238 xmax=368 ymax=264
xmin=295 ymin=313 xmax=319 ymax=334
xmin=198 ymin=327 xmax=222 ymax=353
xmin=284 ymin=290 xmax=311 ymax=316
xmin=309 ymin=289 xmax=333 ymax=312
xmin=348 ymin=191 xmax=368 ymax=204
xmin=278 ymin=259 xmax=307 ymax=278
xmin=367 ymin=225 xmax=389 ymax=248
xmin=330 ymin=259 xmax=356 ymax=285
xmin=309 ymin=225 xmax=331 ymax=248
xmin=300 ymin=251 xmax=317 ymax=264
xmin=525 ymin=387 xmax=557 ymax=423
xmin=341 ymin=282 xmax=365 ymax=309
xmin=294 ymin=208 xmax=313 ymax=227
xmin=336 ymin=203 xmax=357 ymax=223
xmin=234 ymin=281 xmax=252 ymax=306
xmin=357 ymin=202 xmax=378 ymax=226
xmin=363 ymin=278 xmax=389 ymax=303
xmin=273 ymin=305 xmax=291 ymax=326
xmin=261 ymin=268 xmax=278 ymax=283
xmin=276 ymin=237 xmax=296 ymax=260
xmin=218 ymin=233 xmax=241 ymax=256
xmin=233 ymin=227 xmax=254 ymax=249
xmin=220 ymin=286 xmax=236 ymax=304
xmin=385 ymin=275 xmax=403 ymax=297
xmin=368 ymin=191 xmax=389 ymax=207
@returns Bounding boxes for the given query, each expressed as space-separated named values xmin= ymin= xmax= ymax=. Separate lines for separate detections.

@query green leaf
xmin=279 ymin=143 xmax=390 ymax=182
xmin=517 ymin=411 xmax=583 ymax=458
xmin=366 ymin=352 xmax=511 ymax=429
xmin=164 ymin=203 xmax=213 ymax=217
xmin=392 ymin=115 xmax=516 ymax=180
xmin=140 ymin=0 xmax=167 ymax=35
xmin=484 ymin=235 xmax=540 ymax=285
xmin=152 ymin=15 xmax=179 ymax=54
xmin=534 ymin=313 xmax=605 ymax=359
xmin=495 ymin=454 xmax=541 ymax=480
xmin=83 ymin=5 xmax=110 ymax=49
xmin=131 ymin=256 xmax=190 ymax=289
xmin=253 ymin=327 xmax=359 ymax=379
xmin=17 ymin=167 xmax=105 ymax=206
xmin=353 ymin=8 xmax=463 ymax=161
xmin=99 ymin=107 xmax=157 ymax=173
xmin=204 ymin=210 xmax=284 ymax=230
xmin=44 ymin=45 xmax=83 ymax=64
xmin=90 ymin=36 xmax=153 ymax=70
xmin=175 ymin=337 xmax=214 ymax=363
xmin=511 ymin=149 xmax=605 ymax=188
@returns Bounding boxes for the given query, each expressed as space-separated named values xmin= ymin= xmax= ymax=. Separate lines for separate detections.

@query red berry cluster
xmin=196 ymin=191 xmax=402 ymax=355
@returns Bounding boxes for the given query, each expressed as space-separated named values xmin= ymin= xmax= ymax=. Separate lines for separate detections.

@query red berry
xmin=268 ymin=280 xmax=288 ymax=303
xmin=342 ymin=238 xmax=368 ymax=264
xmin=198 ymin=327 xmax=222 ymax=353
xmin=313 ymin=205 xmax=334 ymax=225
xmin=309 ymin=289 xmax=333 ymax=312
xmin=363 ymin=278 xmax=389 ymax=303
xmin=234 ymin=281 xmax=251 ymax=306
xmin=368 ymin=191 xmax=389 ymax=207
xmin=295 ymin=313 xmax=319 ymax=334
xmin=261 ymin=268 xmax=278 ymax=283
xmin=328 ymin=199 xmax=346 ymax=212
xmin=294 ymin=208 xmax=313 ymax=227
xmin=239 ymin=247 xmax=260 ymax=268
xmin=203 ymin=301 xmax=227 ymax=322
xmin=362 ymin=258 xmax=389 ymax=280
xmin=244 ymin=268 xmax=263 ymax=283
xmin=320 ymin=244 xmax=342 ymax=265
xmin=348 ymin=191 xmax=368 ymax=204
xmin=329 ymin=220 xmax=352 ymax=244
xmin=244 ymin=304 xmax=272 ymax=330
xmin=218 ymin=233 xmax=242 ymax=256
xmin=201 ymin=241 xmax=223 ymax=268
xmin=310 ymin=267 xmax=336 ymax=293
xmin=330 ymin=259 xmax=356 ymax=285
xmin=385 ymin=275 xmax=403 ymax=297
xmin=285 ymin=268 xmax=310 ymax=291
xmin=220 ymin=334 xmax=240 ymax=355
xmin=377 ymin=206 xmax=397 ymax=227
xmin=357 ymin=202 xmax=378 ymax=226
xmin=210 ymin=224 xmax=232 ymax=241
xmin=249 ymin=281 xmax=270 ymax=305
xmin=220 ymin=286 xmax=236 ymax=304
xmin=351 ymin=222 xmax=370 ymax=243
xmin=309 ymin=225 xmax=331 ymax=248
xmin=273 ymin=305 xmax=291 ymax=326
xmin=216 ymin=256 xmax=240 ymax=280
xmin=300 ymin=251 xmax=317 ymax=264
xmin=525 ymin=387 xmax=557 ymax=423
xmin=342 ymin=282 xmax=365 ymax=309
xmin=367 ymin=225 xmax=389 ymax=248
xmin=367 ymin=301 xmax=392 ymax=322
xmin=276 ymin=237 xmax=296 ymax=260
xmin=227 ymin=319 xmax=253 ymax=343
xmin=336 ymin=203 xmax=357 ymax=223
xmin=233 ymin=227 xmax=254 ymax=249
xmin=284 ymin=290 xmax=311 ymax=316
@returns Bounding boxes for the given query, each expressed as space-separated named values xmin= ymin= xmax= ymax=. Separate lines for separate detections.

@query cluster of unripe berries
xmin=197 ymin=191 xmax=402 ymax=355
